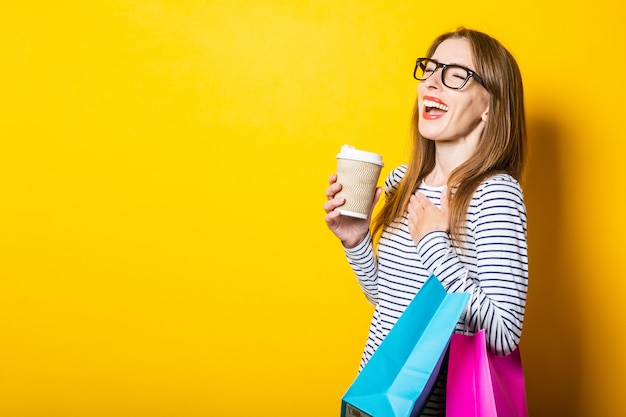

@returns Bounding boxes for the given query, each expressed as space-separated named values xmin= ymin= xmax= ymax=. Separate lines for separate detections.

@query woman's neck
xmin=426 ymin=141 xmax=475 ymax=186
xmin=424 ymin=167 xmax=449 ymax=187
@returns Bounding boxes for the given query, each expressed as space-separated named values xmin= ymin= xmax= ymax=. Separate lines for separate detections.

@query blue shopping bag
xmin=341 ymin=274 xmax=470 ymax=417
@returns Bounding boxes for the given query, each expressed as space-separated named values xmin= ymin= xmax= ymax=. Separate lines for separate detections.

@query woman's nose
xmin=423 ymin=70 xmax=442 ymax=89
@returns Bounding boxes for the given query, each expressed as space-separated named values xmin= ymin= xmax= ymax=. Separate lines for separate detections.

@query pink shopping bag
xmin=446 ymin=330 xmax=528 ymax=417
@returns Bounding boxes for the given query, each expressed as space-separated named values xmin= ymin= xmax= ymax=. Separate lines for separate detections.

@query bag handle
xmin=435 ymin=246 xmax=483 ymax=335
xmin=460 ymin=269 xmax=471 ymax=335
xmin=435 ymin=247 xmax=476 ymax=335
xmin=459 ymin=269 xmax=485 ymax=335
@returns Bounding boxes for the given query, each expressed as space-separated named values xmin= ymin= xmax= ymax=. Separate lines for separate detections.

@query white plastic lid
xmin=336 ymin=145 xmax=384 ymax=166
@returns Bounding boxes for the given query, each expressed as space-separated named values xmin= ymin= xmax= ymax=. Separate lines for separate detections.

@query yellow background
xmin=1 ymin=1 xmax=624 ymax=416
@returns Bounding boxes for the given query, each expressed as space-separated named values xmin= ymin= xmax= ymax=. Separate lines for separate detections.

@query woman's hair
xmin=371 ymin=27 xmax=527 ymax=247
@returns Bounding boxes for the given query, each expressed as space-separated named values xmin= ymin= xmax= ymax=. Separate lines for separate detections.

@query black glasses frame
xmin=413 ymin=58 xmax=485 ymax=90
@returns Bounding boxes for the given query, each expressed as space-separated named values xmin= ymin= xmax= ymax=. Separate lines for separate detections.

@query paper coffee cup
xmin=335 ymin=145 xmax=384 ymax=219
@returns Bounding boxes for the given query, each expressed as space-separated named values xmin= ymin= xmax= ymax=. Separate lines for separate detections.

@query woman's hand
xmin=324 ymin=173 xmax=382 ymax=248
xmin=407 ymin=187 xmax=450 ymax=245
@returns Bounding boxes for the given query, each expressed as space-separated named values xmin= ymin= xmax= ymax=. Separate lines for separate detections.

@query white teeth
xmin=423 ymin=99 xmax=448 ymax=111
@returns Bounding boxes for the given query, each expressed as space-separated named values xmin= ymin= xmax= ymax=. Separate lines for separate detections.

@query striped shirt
xmin=344 ymin=164 xmax=528 ymax=415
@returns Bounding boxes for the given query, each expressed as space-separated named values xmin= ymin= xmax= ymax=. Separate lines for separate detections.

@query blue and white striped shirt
xmin=344 ymin=164 xmax=528 ymax=415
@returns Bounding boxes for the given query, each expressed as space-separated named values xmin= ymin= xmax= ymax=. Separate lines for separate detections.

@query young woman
xmin=324 ymin=28 xmax=528 ymax=414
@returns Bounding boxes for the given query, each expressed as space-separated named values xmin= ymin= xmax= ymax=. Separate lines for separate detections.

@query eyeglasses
xmin=413 ymin=58 xmax=485 ymax=90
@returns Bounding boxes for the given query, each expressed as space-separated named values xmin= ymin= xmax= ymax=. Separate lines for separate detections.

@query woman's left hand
xmin=407 ymin=188 xmax=450 ymax=244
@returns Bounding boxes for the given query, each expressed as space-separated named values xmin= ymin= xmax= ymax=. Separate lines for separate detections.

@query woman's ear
xmin=481 ymin=110 xmax=489 ymax=122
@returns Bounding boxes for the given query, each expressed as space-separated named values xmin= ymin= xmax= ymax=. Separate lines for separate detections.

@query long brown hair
xmin=372 ymin=28 xmax=526 ymax=247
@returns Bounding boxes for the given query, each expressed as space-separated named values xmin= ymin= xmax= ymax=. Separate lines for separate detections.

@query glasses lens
xmin=442 ymin=65 xmax=470 ymax=89
xmin=415 ymin=59 xmax=438 ymax=80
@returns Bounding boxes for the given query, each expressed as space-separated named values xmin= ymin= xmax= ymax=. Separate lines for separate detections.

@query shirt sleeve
xmin=340 ymin=165 xmax=407 ymax=305
xmin=344 ymin=232 xmax=378 ymax=305
xmin=416 ymin=176 xmax=528 ymax=355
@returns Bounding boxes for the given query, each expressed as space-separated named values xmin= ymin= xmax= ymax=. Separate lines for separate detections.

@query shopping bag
xmin=446 ymin=330 xmax=528 ymax=417
xmin=341 ymin=274 xmax=470 ymax=417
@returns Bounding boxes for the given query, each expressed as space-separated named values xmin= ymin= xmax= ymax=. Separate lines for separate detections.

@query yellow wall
xmin=1 ymin=1 xmax=624 ymax=416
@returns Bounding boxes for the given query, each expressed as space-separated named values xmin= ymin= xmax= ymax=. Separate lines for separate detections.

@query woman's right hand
xmin=323 ymin=173 xmax=382 ymax=248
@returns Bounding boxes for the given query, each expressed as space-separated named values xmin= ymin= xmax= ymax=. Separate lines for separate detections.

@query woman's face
xmin=417 ymin=38 xmax=490 ymax=147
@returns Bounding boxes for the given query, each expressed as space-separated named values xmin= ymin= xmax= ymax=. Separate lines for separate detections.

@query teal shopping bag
xmin=341 ymin=275 xmax=470 ymax=417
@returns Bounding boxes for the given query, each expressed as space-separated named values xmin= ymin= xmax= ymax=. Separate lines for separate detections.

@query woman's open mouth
xmin=422 ymin=96 xmax=448 ymax=119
